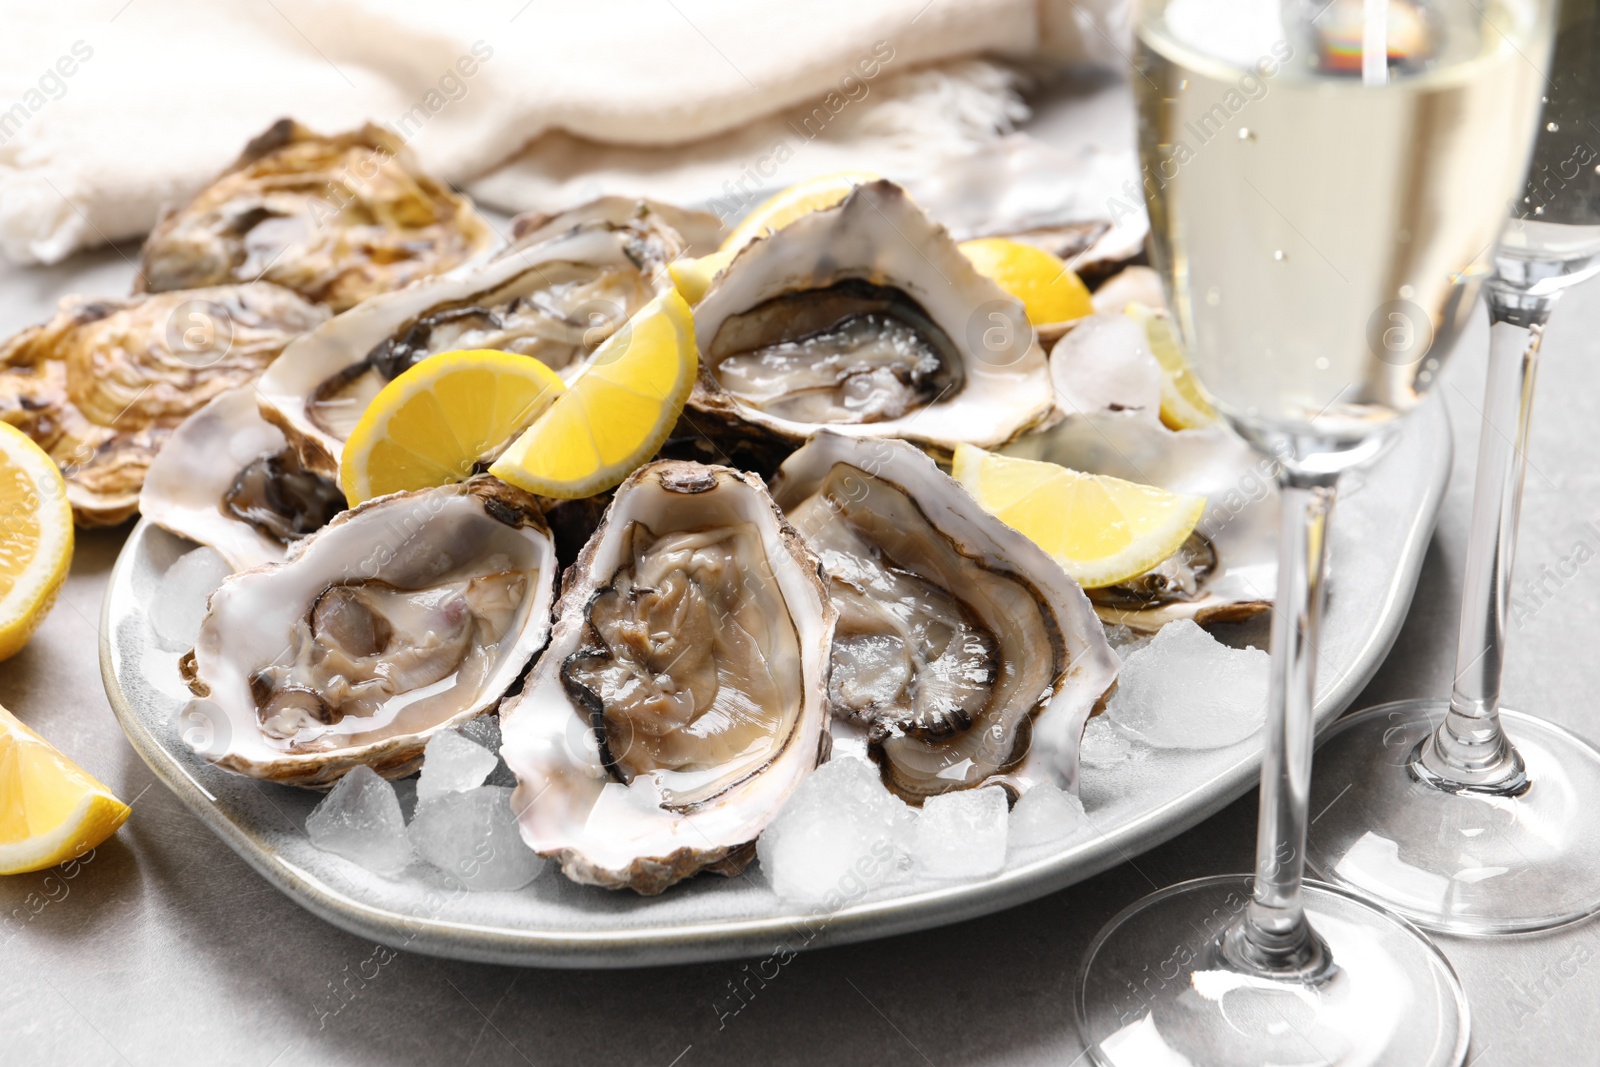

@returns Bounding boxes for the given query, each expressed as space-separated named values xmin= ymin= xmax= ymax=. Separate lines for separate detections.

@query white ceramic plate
xmin=101 ymin=402 xmax=1450 ymax=968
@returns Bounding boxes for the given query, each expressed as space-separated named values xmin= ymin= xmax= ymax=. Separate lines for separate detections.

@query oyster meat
xmin=691 ymin=180 xmax=1052 ymax=456
xmin=257 ymin=198 xmax=687 ymax=476
xmin=770 ymin=433 xmax=1118 ymax=801
xmin=499 ymin=461 xmax=835 ymax=895
xmin=183 ymin=476 xmax=557 ymax=787
xmin=138 ymin=119 xmax=497 ymax=312
xmin=140 ymin=386 xmax=345 ymax=570
xmin=0 ymin=285 xmax=328 ymax=525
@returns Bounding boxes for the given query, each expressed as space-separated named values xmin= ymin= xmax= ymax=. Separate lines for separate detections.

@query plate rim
xmin=99 ymin=402 xmax=1453 ymax=968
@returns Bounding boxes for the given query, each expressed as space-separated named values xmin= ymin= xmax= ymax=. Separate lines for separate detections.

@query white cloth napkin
xmin=0 ymin=0 xmax=1128 ymax=265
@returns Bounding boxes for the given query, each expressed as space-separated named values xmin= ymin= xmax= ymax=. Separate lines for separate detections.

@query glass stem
xmin=1414 ymin=285 xmax=1557 ymax=793
xmin=1226 ymin=467 xmax=1337 ymax=979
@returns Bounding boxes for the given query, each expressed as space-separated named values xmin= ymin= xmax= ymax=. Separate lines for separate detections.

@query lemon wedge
xmin=959 ymin=238 xmax=1093 ymax=328
xmin=668 ymin=247 xmax=737 ymax=305
xmin=340 ymin=349 xmax=566 ymax=504
xmin=1124 ymin=302 xmax=1218 ymax=431
xmin=0 ymin=703 xmax=129 ymax=874
xmin=490 ymin=289 xmax=698 ymax=499
xmin=952 ymin=445 xmax=1206 ymax=589
xmin=721 ymin=170 xmax=881 ymax=254
xmin=0 ymin=423 xmax=73 ymax=662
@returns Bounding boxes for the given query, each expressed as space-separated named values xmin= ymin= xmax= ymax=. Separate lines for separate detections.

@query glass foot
xmin=1307 ymin=701 xmax=1600 ymax=935
xmin=1074 ymin=875 xmax=1468 ymax=1066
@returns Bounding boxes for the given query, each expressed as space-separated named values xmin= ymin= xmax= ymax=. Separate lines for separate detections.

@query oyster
xmin=689 ymin=180 xmax=1052 ymax=457
xmin=140 ymin=386 xmax=345 ymax=571
xmin=182 ymin=476 xmax=557 ymax=787
xmin=0 ymin=285 xmax=328 ymax=525
xmin=499 ymin=461 xmax=835 ymax=895
xmin=257 ymin=199 xmax=685 ymax=477
xmin=509 ymin=196 xmax=727 ymax=259
xmin=137 ymin=119 xmax=496 ymax=312
xmin=770 ymin=433 xmax=1119 ymax=802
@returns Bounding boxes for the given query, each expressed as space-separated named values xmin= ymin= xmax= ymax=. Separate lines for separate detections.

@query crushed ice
xmin=757 ymin=756 xmax=914 ymax=904
xmin=416 ymin=729 xmax=498 ymax=802
xmin=409 ymin=786 xmax=545 ymax=892
xmin=1105 ymin=619 xmax=1268 ymax=749
xmin=150 ymin=546 xmax=231 ymax=651
xmin=305 ymin=765 xmax=412 ymax=877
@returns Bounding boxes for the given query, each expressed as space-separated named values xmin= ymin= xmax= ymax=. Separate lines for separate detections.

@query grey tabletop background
xmin=4 ymin=70 xmax=1599 ymax=1066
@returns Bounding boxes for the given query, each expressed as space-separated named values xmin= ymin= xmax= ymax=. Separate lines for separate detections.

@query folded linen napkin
xmin=0 ymin=0 xmax=1127 ymax=264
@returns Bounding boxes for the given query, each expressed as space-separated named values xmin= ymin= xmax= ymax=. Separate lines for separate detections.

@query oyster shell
xmin=770 ymin=433 xmax=1119 ymax=801
xmin=140 ymin=386 xmax=345 ymax=571
xmin=689 ymin=180 xmax=1052 ymax=457
xmin=137 ymin=119 xmax=497 ymax=312
xmin=509 ymin=196 xmax=727 ymax=259
xmin=499 ymin=461 xmax=835 ymax=895
xmin=256 ymin=199 xmax=685 ymax=477
xmin=0 ymin=285 xmax=328 ymax=525
xmin=182 ymin=476 xmax=557 ymax=788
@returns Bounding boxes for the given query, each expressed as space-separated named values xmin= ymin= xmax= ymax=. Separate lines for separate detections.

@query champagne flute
xmin=1307 ymin=0 xmax=1600 ymax=935
xmin=1073 ymin=1 xmax=1553 ymax=1062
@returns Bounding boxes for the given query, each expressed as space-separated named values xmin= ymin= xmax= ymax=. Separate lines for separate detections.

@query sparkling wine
xmin=1498 ymin=0 xmax=1600 ymax=292
xmin=1136 ymin=0 xmax=1551 ymax=452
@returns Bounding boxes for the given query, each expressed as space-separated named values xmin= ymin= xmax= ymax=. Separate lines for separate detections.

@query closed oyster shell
xmin=137 ymin=119 xmax=497 ymax=312
xmin=499 ymin=461 xmax=836 ymax=895
xmin=183 ymin=476 xmax=558 ymax=788
xmin=0 ymin=285 xmax=327 ymax=525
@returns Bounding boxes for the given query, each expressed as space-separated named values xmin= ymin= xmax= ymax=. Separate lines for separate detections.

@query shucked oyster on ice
xmin=138 ymin=119 xmax=497 ymax=313
xmin=139 ymin=386 xmax=345 ymax=571
xmin=0 ymin=285 xmax=327 ymax=525
xmin=770 ymin=433 xmax=1119 ymax=802
xmin=689 ymin=180 xmax=1052 ymax=457
xmin=499 ymin=461 xmax=836 ymax=895
xmin=182 ymin=476 xmax=557 ymax=788
xmin=257 ymin=198 xmax=687 ymax=477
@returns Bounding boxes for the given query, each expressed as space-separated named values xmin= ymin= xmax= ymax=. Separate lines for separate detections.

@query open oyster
xmin=257 ymin=199 xmax=686 ymax=477
xmin=182 ymin=476 xmax=557 ymax=787
xmin=690 ymin=180 xmax=1052 ymax=457
xmin=499 ymin=461 xmax=835 ymax=895
xmin=770 ymin=433 xmax=1119 ymax=802
xmin=137 ymin=119 xmax=496 ymax=312
xmin=509 ymin=196 xmax=727 ymax=259
xmin=0 ymin=285 xmax=328 ymax=525
xmin=140 ymin=386 xmax=344 ymax=571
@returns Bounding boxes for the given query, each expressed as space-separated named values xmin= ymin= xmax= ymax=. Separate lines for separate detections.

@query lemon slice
xmin=340 ymin=349 xmax=566 ymax=504
xmin=0 ymin=703 xmax=129 ymax=874
xmin=952 ymin=445 xmax=1206 ymax=589
xmin=1124 ymin=302 xmax=1218 ymax=430
xmin=0 ymin=423 xmax=72 ymax=662
xmin=668 ymin=247 xmax=737 ymax=305
xmin=721 ymin=170 xmax=881 ymax=254
xmin=959 ymin=238 xmax=1093 ymax=328
xmin=490 ymin=290 xmax=698 ymax=499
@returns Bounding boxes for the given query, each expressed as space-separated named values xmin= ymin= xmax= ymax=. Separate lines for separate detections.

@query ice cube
xmin=1080 ymin=715 xmax=1134 ymax=767
xmin=757 ymin=756 xmax=913 ymax=905
xmin=911 ymin=786 xmax=1008 ymax=881
xmin=408 ymin=786 xmax=545 ymax=891
xmin=1102 ymin=623 xmax=1153 ymax=662
xmin=1008 ymin=781 xmax=1088 ymax=853
xmin=1105 ymin=620 xmax=1269 ymax=749
xmin=416 ymin=729 xmax=498 ymax=802
xmin=150 ymin=547 xmax=231 ymax=651
xmin=305 ymin=765 xmax=413 ymax=876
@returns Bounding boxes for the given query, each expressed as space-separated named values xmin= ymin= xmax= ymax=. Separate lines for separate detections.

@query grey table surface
xmin=7 ymin=85 xmax=1600 ymax=1067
